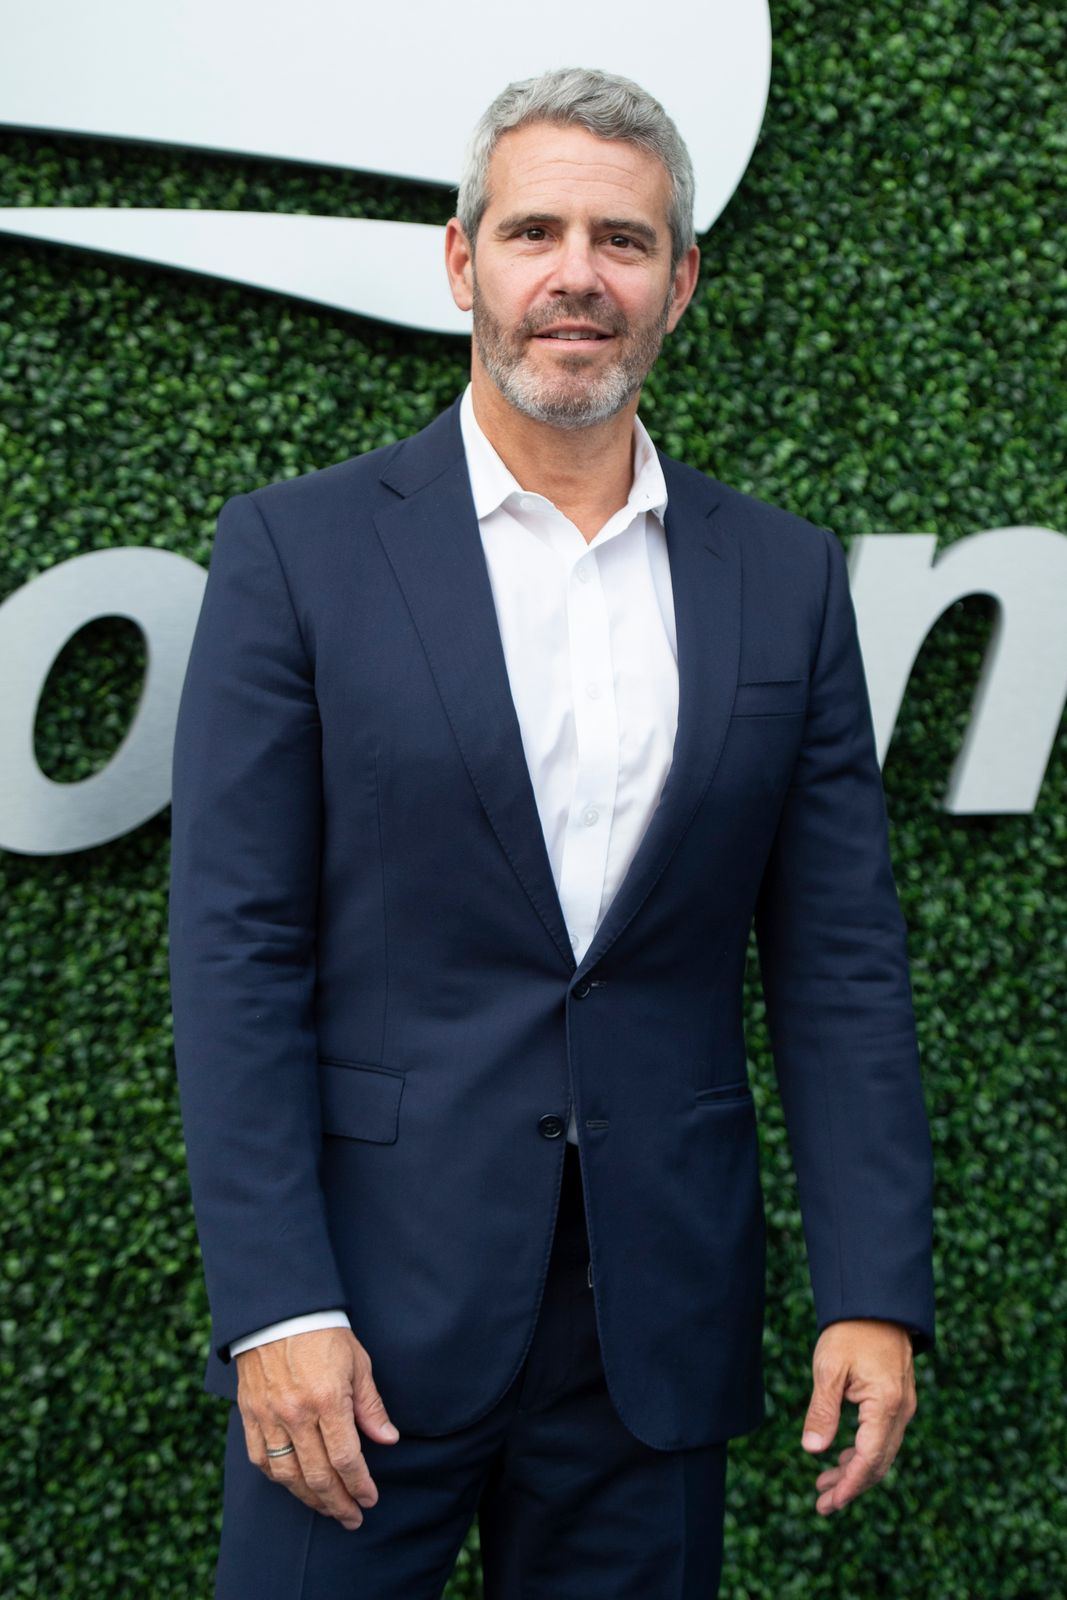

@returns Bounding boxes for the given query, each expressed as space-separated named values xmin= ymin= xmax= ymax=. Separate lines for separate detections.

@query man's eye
xmin=522 ymin=227 xmax=547 ymax=240
xmin=609 ymin=235 xmax=635 ymax=248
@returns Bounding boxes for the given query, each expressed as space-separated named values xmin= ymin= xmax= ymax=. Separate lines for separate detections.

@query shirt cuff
xmin=228 ymin=1309 xmax=352 ymax=1358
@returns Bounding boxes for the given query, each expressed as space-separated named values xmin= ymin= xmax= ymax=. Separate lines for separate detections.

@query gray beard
xmin=472 ymin=282 xmax=674 ymax=430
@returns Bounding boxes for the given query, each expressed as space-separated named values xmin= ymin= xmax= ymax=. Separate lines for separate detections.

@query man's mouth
xmin=532 ymin=326 xmax=616 ymax=346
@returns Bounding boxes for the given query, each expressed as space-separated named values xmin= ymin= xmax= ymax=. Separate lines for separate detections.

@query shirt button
xmin=576 ymin=561 xmax=593 ymax=583
xmin=519 ymin=495 xmax=537 ymax=512
xmin=586 ymin=681 xmax=601 ymax=698
xmin=569 ymin=931 xmax=579 ymax=948
xmin=582 ymin=807 xmax=599 ymax=827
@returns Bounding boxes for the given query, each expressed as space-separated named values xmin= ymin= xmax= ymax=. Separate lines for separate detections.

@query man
xmin=169 ymin=66 xmax=935 ymax=1599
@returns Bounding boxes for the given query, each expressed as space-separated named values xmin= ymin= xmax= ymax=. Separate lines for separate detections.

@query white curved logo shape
xmin=0 ymin=0 xmax=772 ymax=333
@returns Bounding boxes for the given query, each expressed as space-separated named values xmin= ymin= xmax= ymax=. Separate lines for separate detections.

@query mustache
xmin=519 ymin=302 xmax=627 ymax=338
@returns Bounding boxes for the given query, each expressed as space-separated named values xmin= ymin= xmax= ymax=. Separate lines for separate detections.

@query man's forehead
xmin=484 ymin=122 xmax=671 ymax=220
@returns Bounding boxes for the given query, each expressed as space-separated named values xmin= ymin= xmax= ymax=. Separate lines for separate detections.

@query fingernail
xmin=802 ymin=1431 xmax=826 ymax=1450
xmin=382 ymin=1422 xmax=400 ymax=1441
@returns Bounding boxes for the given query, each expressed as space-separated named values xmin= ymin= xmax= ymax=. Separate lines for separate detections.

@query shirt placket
xmin=556 ymin=536 xmax=621 ymax=964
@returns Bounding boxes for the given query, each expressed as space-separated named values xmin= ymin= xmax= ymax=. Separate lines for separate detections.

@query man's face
xmin=447 ymin=121 xmax=698 ymax=429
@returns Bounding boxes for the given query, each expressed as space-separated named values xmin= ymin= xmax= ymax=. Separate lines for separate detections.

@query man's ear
xmin=666 ymin=243 xmax=701 ymax=334
xmin=444 ymin=218 xmax=475 ymax=313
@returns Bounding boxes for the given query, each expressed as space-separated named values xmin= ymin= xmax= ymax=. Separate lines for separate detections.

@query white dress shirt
xmin=229 ymin=383 xmax=680 ymax=1356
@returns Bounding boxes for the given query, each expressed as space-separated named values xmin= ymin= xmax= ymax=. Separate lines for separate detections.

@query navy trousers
xmin=214 ymin=1142 xmax=729 ymax=1598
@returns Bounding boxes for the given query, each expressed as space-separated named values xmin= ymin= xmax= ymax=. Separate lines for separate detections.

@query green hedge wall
xmin=1 ymin=1 xmax=1064 ymax=1594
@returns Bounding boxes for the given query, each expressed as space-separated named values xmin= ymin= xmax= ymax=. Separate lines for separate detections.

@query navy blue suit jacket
xmin=168 ymin=395 xmax=935 ymax=1450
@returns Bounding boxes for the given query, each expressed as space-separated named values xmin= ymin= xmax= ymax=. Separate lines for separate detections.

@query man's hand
xmin=235 ymin=1327 xmax=401 ymax=1530
xmin=800 ymin=1318 xmax=917 ymax=1516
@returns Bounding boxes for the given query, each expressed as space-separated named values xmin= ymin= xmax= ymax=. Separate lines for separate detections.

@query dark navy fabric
xmin=168 ymin=394 xmax=936 ymax=1455
xmin=214 ymin=1144 xmax=729 ymax=1600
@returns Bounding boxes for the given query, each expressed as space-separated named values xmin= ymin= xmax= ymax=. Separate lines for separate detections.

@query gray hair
xmin=456 ymin=67 xmax=696 ymax=272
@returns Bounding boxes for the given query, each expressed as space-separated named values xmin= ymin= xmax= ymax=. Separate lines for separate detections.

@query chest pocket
xmin=731 ymin=678 xmax=807 ymax=718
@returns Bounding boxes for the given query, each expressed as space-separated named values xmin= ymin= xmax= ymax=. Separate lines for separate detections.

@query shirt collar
xmin=458 ymin=382 xmax=668 ymax=526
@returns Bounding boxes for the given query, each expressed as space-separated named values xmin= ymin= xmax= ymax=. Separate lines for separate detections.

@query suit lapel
xmin=574 ymin=455 xmax=740 ymax=977
xmin=374 ymin=402 xmax=577 ymax=971
xmin=372 ymin=401 xmax=741 ymax=979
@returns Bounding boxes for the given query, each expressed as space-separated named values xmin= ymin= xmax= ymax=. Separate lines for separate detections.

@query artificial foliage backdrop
xmin=1 ymin=2 xmax=1064 ymax=1594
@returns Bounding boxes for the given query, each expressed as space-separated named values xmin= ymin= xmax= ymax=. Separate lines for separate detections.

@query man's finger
xmin=253 ymin=1419 xmax=325 ymax=1510
xmin=284 ymin=1418 xmax=364 ymax=1529
xmin=816 ymin=1445 xmax=884 ymax=1513
xmin=242 ymin=1405 xmax=321 ymax=1512
xmin=815 ymin=1412 xmax=899 ymax=1513
xmin=240 ymin=1408 xmax=268 ymax=1472
xmin=801 ymin=1361 xmax=846 ymax=1452
xmin=320 ymin=1405 xmax=379 ymax=1507
xmin=814 ymin=1443 xmax=857 ymax=1492
xmin=353 ymin=1370 xmax=400 ymax=1445
xmin=266 ymin=1452 xmax=328 ymax=1516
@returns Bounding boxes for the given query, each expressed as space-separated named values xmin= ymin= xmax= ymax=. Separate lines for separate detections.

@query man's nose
xmin=546 ymin=234 xmax=602 ymax=297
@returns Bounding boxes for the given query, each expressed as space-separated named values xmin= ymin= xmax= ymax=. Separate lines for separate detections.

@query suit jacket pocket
xmin=694 ymin=1079 xmax=754 ymax=1106
xmin=317 ymin=1059 xmax=404 ymax=1143
xmin=732 ymin=678 xmax=807 ymax=718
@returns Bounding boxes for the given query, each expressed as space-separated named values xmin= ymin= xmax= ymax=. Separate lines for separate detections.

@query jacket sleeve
xmin=168 ymin=491 xmax=350 ymax=1363
xmin=753 ymin=523 xmax=936 ymax=1354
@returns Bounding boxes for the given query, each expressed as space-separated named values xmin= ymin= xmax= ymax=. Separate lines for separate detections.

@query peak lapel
xmin=574 ymin=457 xmax=741 ymax=978
xmin=373 ymin=405 xmax=576 ymax=972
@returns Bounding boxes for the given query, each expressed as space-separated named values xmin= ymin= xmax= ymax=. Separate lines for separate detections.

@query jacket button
xmin=538 ymin=1114 xmax=565 ymax=1139
xmin=573 ymin=979 xmax=592 ymax=998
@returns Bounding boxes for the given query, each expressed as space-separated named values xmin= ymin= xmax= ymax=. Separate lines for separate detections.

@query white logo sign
xmin=0 ymin=0 xmax=773 ymax=333
xmin=0 ymin=528 xmax=1065 ymax=854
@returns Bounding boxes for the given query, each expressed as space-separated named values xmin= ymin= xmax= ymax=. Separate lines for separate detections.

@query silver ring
xmin=266 ymin=1442 xmax=295 ymax=1459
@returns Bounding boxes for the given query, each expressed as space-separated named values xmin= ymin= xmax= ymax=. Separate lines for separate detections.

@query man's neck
xmin=469 ymin=367 xmax=639 ymax=545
